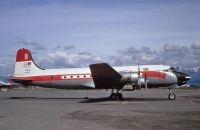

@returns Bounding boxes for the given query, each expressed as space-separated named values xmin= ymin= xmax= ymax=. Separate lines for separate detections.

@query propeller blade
xmin=145 ymin=81 xmax=148 ymax=89
xmin=144 ymin=70 xmax=148 ymax=89
xmin=137 ymin=65 xmax=141 ymax=89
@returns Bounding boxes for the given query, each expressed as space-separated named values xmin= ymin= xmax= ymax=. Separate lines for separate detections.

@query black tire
xmin=117 ymin=93 xmax=123 ymax=100
xmin=110 ymin=93 xmax=117 ymax=100
xmin=168 ymin=93 xmax=176 ymax=100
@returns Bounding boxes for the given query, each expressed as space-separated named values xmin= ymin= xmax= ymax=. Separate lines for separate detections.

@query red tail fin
xmin=14 ymin=48 xmax=44 ymax=77
xmin=16 ymin=48 xmax=32 ymax=62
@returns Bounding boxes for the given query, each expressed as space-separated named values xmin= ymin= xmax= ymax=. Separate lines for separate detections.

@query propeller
xmin=137 ymin=65 xmax=148 ymax=89
xmin=137 ymin=53 xmax=148 ymax=89
xmin=144 ymin=69 xmax=148 ymax=89
xmin=137 ymin=65 xmax=141 ymax=89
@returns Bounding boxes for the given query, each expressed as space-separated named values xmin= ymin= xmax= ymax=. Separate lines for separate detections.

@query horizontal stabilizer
xmin=89 ymin=63 xmax=123 ymax=89
xmin=12 ymin=78 xmax=32 ymax=86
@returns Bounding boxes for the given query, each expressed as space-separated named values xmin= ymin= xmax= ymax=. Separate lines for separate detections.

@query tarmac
xmin=0 ymin=88 xmax=200 ymax=130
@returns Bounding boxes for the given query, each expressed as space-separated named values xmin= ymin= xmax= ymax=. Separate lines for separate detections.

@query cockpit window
xmin=163 ymin=67 xmax=176 ymax=72
xmin=163 ymin=69 xmax=172 ymax=72
xmin=170 ymin=67 xmax=176 ymax=71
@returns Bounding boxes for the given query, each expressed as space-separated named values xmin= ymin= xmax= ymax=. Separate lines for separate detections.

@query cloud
xmin=112 ymin=46 xmax=158 ymax=65
xmin=35 ymin=43 xmax=200 ymax=70
xmin=1 ymin=42 xmax=200 ymax=76
xmin=163 ymin=44 xmax=180 ymax=52
xmin=191 ymin=42 xmax=200 ymax=49
xmin=55 ymin=45 xmax=61 ymax=49
xmin=54 ymin=45 xmax=74 ymax=51
xmin=78 ymin=52 xmax=91 ymax=56
xmin=109 ymin=43 xmax=200 ymax=68
xmin=64 ymin=45 xmax=74 ymax=50
xmin=38 ymin=50 xmax=103 ymax=68
xmin=16 ymin=37 xmax=46 ymax=50
xmin=0 ymin=62 xmax=14 ymax=76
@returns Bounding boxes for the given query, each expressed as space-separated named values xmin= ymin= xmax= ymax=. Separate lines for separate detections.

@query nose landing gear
xmin=168 ymin=93 xmax=176 ymax=100
xmin=168 ymin=89 xmax=176 ymax=100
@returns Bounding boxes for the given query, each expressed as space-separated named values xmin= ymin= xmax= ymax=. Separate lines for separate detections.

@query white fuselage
xmin=14 ymin=60 xmax=177 ymax=89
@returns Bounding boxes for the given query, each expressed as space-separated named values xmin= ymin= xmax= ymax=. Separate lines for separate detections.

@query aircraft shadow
xmin=79 ymin=97 xmax=110 ymax=103
xmin=79 ymin=97 xmax=168 ymax=103
xmin=9 ymin=97 xmax=87 ymax=100
xmin=9 ymin=97 xmax=168 ymax=103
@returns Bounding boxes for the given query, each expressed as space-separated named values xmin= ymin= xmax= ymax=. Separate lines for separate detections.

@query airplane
xmin=12 ymin=48 xmax=191 ymax=100
xmin=0 ymin=77 xmax=21 ymax=92
xmin=0 ymin=80 xmax=13 ymax=91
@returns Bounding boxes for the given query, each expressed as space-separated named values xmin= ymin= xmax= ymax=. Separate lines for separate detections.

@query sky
xmin=0 ymin=0 xmax=200 ymax=75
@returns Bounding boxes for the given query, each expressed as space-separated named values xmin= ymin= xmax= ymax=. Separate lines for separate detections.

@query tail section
xmin=14 ymin=48 xmax=44 ymax=77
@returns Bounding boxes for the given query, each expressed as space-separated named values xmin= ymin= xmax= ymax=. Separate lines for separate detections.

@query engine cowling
xmin=120 ymin=71 xmax=147 ymax=89
xmin=120 ymin=72 xmax=139 ymax=83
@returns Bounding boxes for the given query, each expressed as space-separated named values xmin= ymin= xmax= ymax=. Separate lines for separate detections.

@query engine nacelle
xmin=120 ymin=72 xmax=139 ymax=83
xmin=120 ymin=71 xmax=148 ymax=89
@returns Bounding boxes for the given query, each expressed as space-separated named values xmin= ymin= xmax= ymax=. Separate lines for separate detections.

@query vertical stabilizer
xmin=14 ymin=48 xmax=44 ymax=77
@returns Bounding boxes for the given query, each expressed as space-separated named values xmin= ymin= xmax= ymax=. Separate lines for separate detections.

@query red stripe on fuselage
xmin=141 ymin=71 xmax=166 ymax=79
xmin=14 ymin=73 xmax=92 ymax=81
xmin=14 ymin=71 xmax=166 ymax=82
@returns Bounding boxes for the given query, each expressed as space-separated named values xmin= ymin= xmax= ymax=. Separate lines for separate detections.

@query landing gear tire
xmin=168 ymin=93 xmax=176 ymax=100
xmin=117 ymin=93 xmax=123 ymax=100
xmin=110 ymin=93 xmax=117 ymax=100
xmin=110 ymin=93 xmax=123 ymax=100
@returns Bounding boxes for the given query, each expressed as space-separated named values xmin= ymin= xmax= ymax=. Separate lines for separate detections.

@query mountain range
xmin=180 ymin=66 xmax=200 ymax=85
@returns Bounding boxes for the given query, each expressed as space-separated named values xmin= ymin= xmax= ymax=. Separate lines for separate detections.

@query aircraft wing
xmin=89 ymin=63 xmax=123 ymax=89
xmin=0 ymin=81 xmax=8 ymax=86
xmin=0 ymin=81 xmax=12 ymax=90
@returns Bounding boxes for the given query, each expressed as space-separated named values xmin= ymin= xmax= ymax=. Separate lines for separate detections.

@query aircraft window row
xmin=61 ymin=75 xmax=92 ymax=79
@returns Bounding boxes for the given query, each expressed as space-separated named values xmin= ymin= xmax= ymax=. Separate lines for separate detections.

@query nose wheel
xmin=168 ymin=93 xmax=176 ymax=100
xmin=168 ymin=89 xmax=176 ymax=100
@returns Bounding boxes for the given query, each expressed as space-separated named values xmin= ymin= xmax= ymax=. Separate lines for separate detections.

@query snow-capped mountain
xmin=183 ymin=66 xmax=200 ymax=73
xmin=181 ymin=66 xmax=200 ymax=85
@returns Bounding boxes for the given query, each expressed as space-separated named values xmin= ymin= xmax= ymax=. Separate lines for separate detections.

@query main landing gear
xmin=168 ymin=89 xmax=176 ymax=100
xmin=109 ymin=89 xmax=123 ymax=100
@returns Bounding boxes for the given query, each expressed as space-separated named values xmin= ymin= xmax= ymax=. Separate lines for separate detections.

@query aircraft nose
xmin=173 ymin=71 xmax=191 ymax=86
